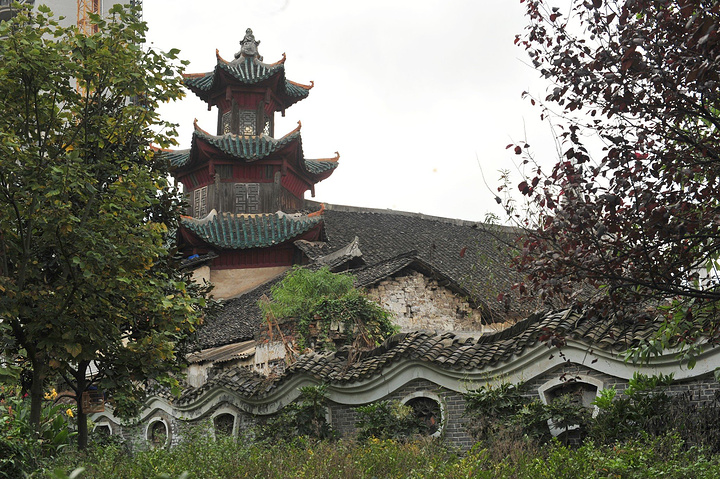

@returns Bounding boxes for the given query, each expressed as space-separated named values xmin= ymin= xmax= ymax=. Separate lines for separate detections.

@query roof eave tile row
xmin=181 ymin=211 xmax=323 ymax=250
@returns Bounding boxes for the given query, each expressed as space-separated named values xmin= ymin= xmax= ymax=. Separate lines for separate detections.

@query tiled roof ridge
xmin=304 ymin=200 xmax=522 ymax=233
xmin=214 ymin=49 xmax=288 ymax=69
xmin=190 ymin=121 xmax=302 ymax=160
xmin=474 ymin=308 xmax=553 ymax=345
xmin=178 ymin=307 xmax=669 ymax=405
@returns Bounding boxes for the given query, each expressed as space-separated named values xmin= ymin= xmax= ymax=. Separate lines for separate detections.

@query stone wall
xmin=366 ymin=271 xmax=497 ymax=334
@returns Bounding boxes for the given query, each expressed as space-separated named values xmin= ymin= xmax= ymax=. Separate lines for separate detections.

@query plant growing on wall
xmin=255 ymin=384 xmax=332 ymax=442
xmin=353 ymin=400 xmax=427 ymax=441
xmin=259 ymin=267 xmax=396 ymax=354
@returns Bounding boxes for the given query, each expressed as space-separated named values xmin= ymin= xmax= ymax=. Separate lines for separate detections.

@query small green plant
xmin=354 ymin=400 xmax=427 ymax=441
xmin=463 ymin=383 xmax=532 ymax=441
xmin=0 ymin=386 xmax=75 ymax=477
xmin=590 ymin=373 xmax=675 ymax=444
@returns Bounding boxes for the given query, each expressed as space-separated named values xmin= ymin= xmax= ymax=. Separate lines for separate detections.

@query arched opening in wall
xmin=538 ymin=376 xmax=603 ymax=440
xmin=402 ymin=393 xmax=444 ymax=437
xmin=93 ymin=424 xmax=112 ymax=437
xmin=147 ymin=419 xmax=169 ymax=448
xmin=214 ymin=413 xmax=235 ymax=437
xmin=546 ymin=382 xmax=598 ymax=410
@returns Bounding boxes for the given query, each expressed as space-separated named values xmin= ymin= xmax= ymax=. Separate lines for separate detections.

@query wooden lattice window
xmin=197 ymin=186 xmax=208 ymax=217
xmin=263 ymin=113 xmax=273 ymax=136
xmin=193 ymin=188 xmax=201 ymax=217
xmin=239 ymin=109 xmax=257 ymax=136
xmin=234 ymin=183 xmax=260 ymax=213
xmin=222 ymin=111 xmax=232 ymax=134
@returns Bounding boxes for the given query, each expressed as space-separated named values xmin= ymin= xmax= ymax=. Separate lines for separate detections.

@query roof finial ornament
xmin=234 ymin=28 xmax=263 ymax=62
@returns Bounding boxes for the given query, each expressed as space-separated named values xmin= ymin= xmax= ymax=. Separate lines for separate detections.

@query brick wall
xmin=328 ymin=378 xmax=475 ymax=450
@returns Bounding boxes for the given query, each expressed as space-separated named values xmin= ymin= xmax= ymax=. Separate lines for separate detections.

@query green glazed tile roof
xmin=181 ymin=211 xmax=322 ymax=249
xmin=195 ymin=127 xmax=300 ymax=160
xmin=185 ymin=59 xmax=283 ymax=89
xmin=164 ymin=149 xmax=191 ymax=168
xmin=162 ymin=128 xmax=338 ymax=178
xmin=183 ymin=57 xmax=311 ymax=105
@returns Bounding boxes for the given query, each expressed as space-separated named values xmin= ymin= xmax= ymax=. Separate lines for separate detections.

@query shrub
xmin=259 ymin=266 xmax=395 ymax=353
xmin=354 ymin=400 xmax=427 ymax=441
xmin=255 ymin=384 xmax=333 ymax=442
xmin=0 ymin=386 xmax=74 ymax=477
xmin=464 ymin=382 xmax=590 ymax=448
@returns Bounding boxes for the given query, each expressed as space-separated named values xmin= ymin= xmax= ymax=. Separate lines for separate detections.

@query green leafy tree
xmin=0 ymin=5 xmax=208 ymax=448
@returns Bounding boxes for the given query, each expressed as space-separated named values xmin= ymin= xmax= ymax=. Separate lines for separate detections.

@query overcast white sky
xmin=143 ymin=0 xmax=554 ymax=222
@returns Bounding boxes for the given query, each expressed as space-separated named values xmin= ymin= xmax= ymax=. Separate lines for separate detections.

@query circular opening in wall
xmin=214 ymin=413 xmax=235 ymax=437
xmin=147 ymin=420 xmax=168 ymax=448
xmin=405 ymin=396 xmax=442 ymax=436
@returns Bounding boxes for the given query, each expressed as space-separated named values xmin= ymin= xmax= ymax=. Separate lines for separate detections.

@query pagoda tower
xmin=164 ymin=30 xmax=339 ymax=298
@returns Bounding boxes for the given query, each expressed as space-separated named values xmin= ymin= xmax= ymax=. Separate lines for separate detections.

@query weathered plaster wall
xmin=210 ymin=266 xmax=290 ymax=299
xmin=366 ymin=272 xmax=495 ymax=334
xmin=190 ymin=265 xmax=211 ymax=287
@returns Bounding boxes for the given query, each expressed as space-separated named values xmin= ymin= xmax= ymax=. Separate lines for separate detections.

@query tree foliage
xmin=260 ymin=267 xmax=395 ymax=353
xmin=505 ymin=0 xmax=720 ymax=339
xmin=0 ymin=5 xmax=208 ymax=447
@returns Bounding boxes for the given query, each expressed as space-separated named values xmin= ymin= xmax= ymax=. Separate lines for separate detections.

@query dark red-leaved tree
xmin=504 ymin=0 xmax=720 ymax=348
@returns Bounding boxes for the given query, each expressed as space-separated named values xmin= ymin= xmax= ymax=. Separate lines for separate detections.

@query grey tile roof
xmin=195 ymin=204 xmax=526 ymax=349
xmin=187 ymin=340 xmax=256 ymax=365
xmin=315 ymin=205 xmax=520 ymax=294
xmin=195 ymin=277 xmax=280 ymax=350
xmin=178 ymin=308 xmax=663 ymax=404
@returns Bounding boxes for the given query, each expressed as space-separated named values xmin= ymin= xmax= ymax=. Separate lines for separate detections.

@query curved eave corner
xmin=304 ymin=151 xmax=340 ymax=182
xmin=153 ymin=145 xmax=191 ymax=169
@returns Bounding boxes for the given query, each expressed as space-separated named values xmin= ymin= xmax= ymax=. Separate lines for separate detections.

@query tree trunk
xmin=75 ymin=361 xmax=89 ymax=450
xmin=29 ymin=355 xmax=46 ymax=433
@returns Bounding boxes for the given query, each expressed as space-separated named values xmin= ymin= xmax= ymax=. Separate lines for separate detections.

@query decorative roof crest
xmin=233 ymin=28 xmax=263 ymax=62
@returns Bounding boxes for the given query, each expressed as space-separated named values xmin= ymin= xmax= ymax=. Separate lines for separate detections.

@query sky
xmin=143 ymin=0 xmax=555 ymax=222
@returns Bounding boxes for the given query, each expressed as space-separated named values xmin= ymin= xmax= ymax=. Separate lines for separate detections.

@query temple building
xmin=164 ymin=29 xmax=338 ymax=299
xmin=91 ymin=31 xmax=720 ymax=450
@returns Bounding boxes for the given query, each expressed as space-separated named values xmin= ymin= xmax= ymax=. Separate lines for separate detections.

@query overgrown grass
xmin=44 ymin=433 xmax=720 ymax=479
